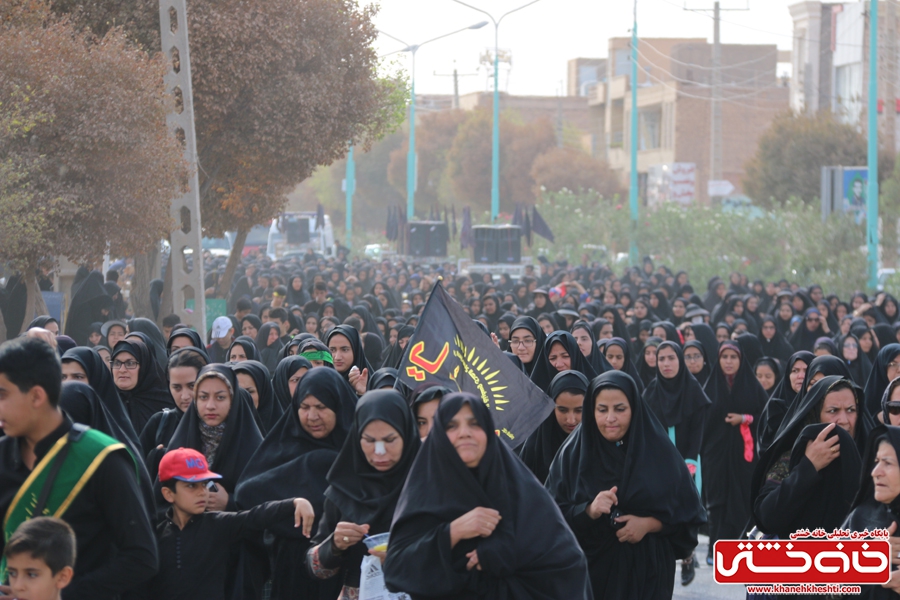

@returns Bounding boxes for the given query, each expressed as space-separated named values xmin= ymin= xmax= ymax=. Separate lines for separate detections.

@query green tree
xmin=743 ymin=110 xmax=867 ymax=207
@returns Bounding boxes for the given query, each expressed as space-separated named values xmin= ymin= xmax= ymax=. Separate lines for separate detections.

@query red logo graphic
xmin=714 ymin=539 xmax=890 ymax=585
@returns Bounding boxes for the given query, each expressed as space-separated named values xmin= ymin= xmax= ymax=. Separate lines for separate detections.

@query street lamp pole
xmin=452 ymin=0 xmax=542 ymax=222
xmin=380 ymin=23 xmax=487 ymax=221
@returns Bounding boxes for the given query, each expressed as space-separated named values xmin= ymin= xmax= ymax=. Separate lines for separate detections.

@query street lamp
xmin=451 ymin=0 xmax=542 ymax=222
xmin=380 ymin=21 xmax=488 ymax=221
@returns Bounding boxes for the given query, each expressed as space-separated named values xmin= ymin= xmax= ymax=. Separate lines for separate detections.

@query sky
xmin=369 ymin=0 xmax=801 ymax=97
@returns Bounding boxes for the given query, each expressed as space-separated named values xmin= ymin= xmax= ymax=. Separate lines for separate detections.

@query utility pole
xmin=629 ymin=0 xmax=639 ymax=265
xmin=557 ymin=81 xmax=564 ymax=148
xmin=158 ymin=0 xmax=206 ymax=340
xmin=710 ymin=1 xmax=722 ymax=200
xmin=434 ymin=62 xmax=478 ymax=109
xmin=867 ymin=0 xmax=880 ymax=289
xmin=885 ymin=0 xmax=896 ymax=157
xmin=684 ymin=1 xmax=749 ymax=203
xmin=345 ymin=145 xmax=355 ymax=248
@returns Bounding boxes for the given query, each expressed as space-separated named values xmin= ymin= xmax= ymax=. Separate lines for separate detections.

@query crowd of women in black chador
xmin=11 ymin=254 xmax=900 ymax=599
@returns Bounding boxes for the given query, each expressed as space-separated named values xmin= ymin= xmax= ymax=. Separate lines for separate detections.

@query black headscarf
xmin=839 ymin=333 xmax=873 ymax=388
xmin=62 ymin=346 xmax=140 ymax=451
xmin=232 ymin=360 xmax=282 ymax=435
xmin=758 ymin=315 xmax=794 ymax=365
xmin=255 ymin=322 xmax=285 ymax=372
xmin=235 ymin=367 xmax=355 ymax=530
xmin=149 ymin=278 xmax=164 ymax=319
xmin=27 ymin=315 xmax=58 ymax=332
xmin=751 ymin=376 xmax=864 ymax=538
xmin=683 ymin=340 xmax=711 ymax=386
xmin=362 ymin=332 xmax=384 ymax=371
xmin=530 ymin=331 xmax=596 ymax=393
xmin=385 ymin=393 xmax=593 ymax=599
xmin=367 ymin=367 xmax=399 ymax=391
xmin=789 ymin=308 xmax=827 ymax=352
xmin=571 ymin=321 xmax=612 ymax=375
xmin=768 ymin=351 xmax=815 ymax=407
xmin=864 ymin=344 xmax=900 ymax=418
xmin=326 ymin=325 xmax=371 ymax=379
xmin=545 ymin=370 xmax=705 ymax=595
xmin=518 ymin=370 xmax=589 ymax=484
xmin=643 ymin=341 xmax=711 ymax=429
xmin=59 ymin=381 xmax=155 ymax=514
xmin=701 ymin=341 xmax=768 ymax=541
xmin=272 ymin=355 xmax=313 ymax=411
xmin=241 ymin=314 xmax=262 ymax=337
xmin=228 ymin=336 xmax=261 ymax=363
xmin=509 ymin=316 xmax=546 ymax=376
xmin=844 ymin=425 xmax=900 ymax=538
xmin=166 ymin=364 xmax=263 ymax=494
xmin=165 ymin=327 xmax=206 ymax=357
xmin=324 ymin=390 xmax=420 ymax=535
xmin=381 ymin=325 xmax=414 ymax=370
xmin=651 ymin=321 xmax=681 ymax=347
xmin=604 ymin=337 xmax=644 ymax=395
xmin=736 ymin=333 xmax=764 ymax=374
xmin=112 ymin=338 xmax=176 ymax=434
xmin=128 ymin=317 xmax=168 ymax=368
xmin=635 ymin=336 xmax=663 ymax=390
xmin=65 ymin=271 xmax=113 ymax=345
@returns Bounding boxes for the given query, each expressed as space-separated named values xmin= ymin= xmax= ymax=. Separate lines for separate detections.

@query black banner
xmin=398 ymin=282 xmax=554 ymax=447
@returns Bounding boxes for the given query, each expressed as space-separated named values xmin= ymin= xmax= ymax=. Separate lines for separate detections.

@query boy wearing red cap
xmin=147 ymin=448 xmax=314 ymax=599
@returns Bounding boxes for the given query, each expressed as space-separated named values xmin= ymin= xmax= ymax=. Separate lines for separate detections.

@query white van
xmin=267 ymin=212 xmax=335 ymax=259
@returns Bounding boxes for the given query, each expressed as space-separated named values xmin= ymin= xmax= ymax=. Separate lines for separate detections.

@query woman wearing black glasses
xmin=110 ymin=337 xmax=175 ymax=434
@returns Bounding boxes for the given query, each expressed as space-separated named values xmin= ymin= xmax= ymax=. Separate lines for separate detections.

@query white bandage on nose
xmin=374 ymin=441 xmax=387 ymax=455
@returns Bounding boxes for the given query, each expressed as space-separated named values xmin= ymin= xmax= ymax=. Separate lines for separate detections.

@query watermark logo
xmin=714 ymin=530 xmax=890 ymax=585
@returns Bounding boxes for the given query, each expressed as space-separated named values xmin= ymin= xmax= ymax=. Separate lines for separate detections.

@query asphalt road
xmin=673 ymin=535 xmax=745 ymax=600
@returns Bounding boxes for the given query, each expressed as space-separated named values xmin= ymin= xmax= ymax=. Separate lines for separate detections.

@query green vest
xmin=1 ymin=427 xmax=126 ymax=582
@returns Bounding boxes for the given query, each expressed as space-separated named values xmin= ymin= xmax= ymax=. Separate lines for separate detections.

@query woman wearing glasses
xmin=111 ymin=337 xmax=175 ymax=434
xmin=788 ymin=308 xmax=827 ymax=353
xmin=508 ymin=316 xmax=546 ymax=376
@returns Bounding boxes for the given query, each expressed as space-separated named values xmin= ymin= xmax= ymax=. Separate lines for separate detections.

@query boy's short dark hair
xmin=269 ymin=308 xmax=288 ymax=323
xmin=162 ymin=314 xmax=182 ymax=328
xmin=273 ymin=285 xmax=288 ymax=297
xmin=106 ymin=269 xmax=119 ymax=283
xmin=236 ymin=298 xmax=252 ymax=312
xmin=4 ymin=517 xmax=76 ymax=575
xmin=314 ymin=282 xmax=328 ymax=292
xmin=343 ymin=316 xmax=362 ymax=331
xmin=0 ymin=337 xmax=62 ymax=407
xmin=160 ymin=479 xmax=179 ymax=494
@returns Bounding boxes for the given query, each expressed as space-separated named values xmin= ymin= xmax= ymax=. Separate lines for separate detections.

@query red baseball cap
xmin=158 ymin=448 xmax=222 ymax=482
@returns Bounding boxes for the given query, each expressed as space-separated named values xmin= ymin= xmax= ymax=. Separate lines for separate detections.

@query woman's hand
xmin=348 ymin=367 xmax=369 ymax=396
xmin=332 ymin=522 xmax=369 ymax=551
xmin=293 ymin=498 xmax=315 ymax=538
xmin=725 ymin=413 xmax=743 ymax=426
xmin=586 ymin=486 xmax=618 ymax=520
xmin=450 ymin=507 xmax=501 ymax=548
xmin=465 ymin=549 xmax=482 ymax=571
xmin=206 ymin=484 xmax=229 ymax=512
xmin=614 ymin=515 xmax=663 ymax=544
xmin=804 ymin=423 xmax=840 ymax=471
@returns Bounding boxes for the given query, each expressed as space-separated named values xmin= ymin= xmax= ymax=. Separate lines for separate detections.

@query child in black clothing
xmin=146 ymin=447 xmax=314 ymax=600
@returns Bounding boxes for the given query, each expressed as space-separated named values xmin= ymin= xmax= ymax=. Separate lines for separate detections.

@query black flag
xmin=398 ymin=282 xmax=554 ymax=447
xmin=451 ymin=205 xmax=458 ymax=240
xmin=523 ymin=209 xmax=532 ymax=247
xmin=531 ymin=206 xmax=554 ymax=243
xmin=315 ymin=203 xmax=325 ymax=231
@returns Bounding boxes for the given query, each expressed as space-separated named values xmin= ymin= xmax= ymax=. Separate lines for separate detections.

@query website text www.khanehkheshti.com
xmin=745 ymin=584 xmax=862 ymax=595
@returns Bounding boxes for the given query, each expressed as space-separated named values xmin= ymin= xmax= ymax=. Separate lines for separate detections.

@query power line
xmin=634 ymin=44 xmax=775 ymax=89
xmin=640 ymin=40 xmax=779 ymax=72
